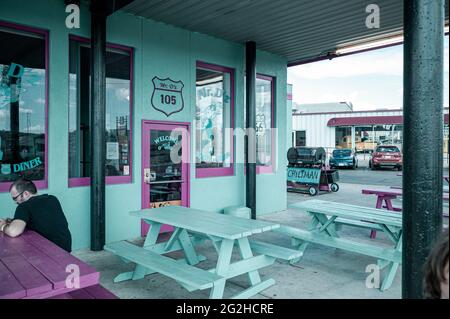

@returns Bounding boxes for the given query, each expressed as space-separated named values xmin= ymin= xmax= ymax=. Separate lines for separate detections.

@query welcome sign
xmin=287 ymin=167 xmax=321 ymax=185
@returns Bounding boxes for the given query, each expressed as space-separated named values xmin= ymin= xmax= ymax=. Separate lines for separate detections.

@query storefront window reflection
xmin=255 ymin=76 xmax=273 ymax=167
xmin=195 ymin=63 xmax=233 ymax=172
xmin=335 ymin=127 xmax=352 ymax=149
xmin=355 ymin=126 xmax=376 ymax=153
xmin=0 ymin=26 xmax=46 ymax=185
xmin=244 ymin=75 xmax=275 ymax=171
xmin=68 ymin=39 xmax=132 ymax=180
xmin=335 ymin=124 xmax=404 ymax=153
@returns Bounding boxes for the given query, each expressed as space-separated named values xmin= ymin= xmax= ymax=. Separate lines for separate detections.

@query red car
xmin=369 ymin=145 xmax=403 ymax=171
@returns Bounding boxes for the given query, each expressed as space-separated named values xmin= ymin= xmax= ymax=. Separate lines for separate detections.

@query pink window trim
xmin=0 ymin=21 xmax=49 ymax=192
xmin=256 ymin=74 xmax=276 ymax=174
xmin=195 ymin=61 xmax=235 ymax=178
xmin=68 ymin=176 xmax=132 ymax=188
xmin=68 ymin=35 xmax=134 ymax=187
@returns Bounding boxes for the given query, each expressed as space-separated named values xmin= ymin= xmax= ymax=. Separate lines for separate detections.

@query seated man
xmin=0 ymin=178 xmax=72 ymax=252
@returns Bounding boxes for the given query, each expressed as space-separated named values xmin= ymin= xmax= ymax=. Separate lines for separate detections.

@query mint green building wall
xmin=0 ymin=0 xmax=287 ymax=250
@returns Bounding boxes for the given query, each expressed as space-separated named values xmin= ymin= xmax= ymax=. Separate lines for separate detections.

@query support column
xmin=90 ymin=0 xmax=107 ymax=251
xmin=351 ymin=126 xmax=356 ymax=152
xmin=403 ymin=0 xmax=444 ymax=298
xmin=246 ymin=41 xmax=257 ymax=219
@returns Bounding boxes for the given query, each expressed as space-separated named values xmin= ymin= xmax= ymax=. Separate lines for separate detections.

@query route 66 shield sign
xmin=151 ymin=76 xmax=184 ymax=117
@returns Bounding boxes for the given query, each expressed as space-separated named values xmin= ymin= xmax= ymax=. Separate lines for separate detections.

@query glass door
xmin=141 ymin=121 xmax=190 ymax=236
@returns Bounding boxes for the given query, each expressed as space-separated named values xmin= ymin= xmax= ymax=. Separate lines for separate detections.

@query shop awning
xmin=327 ymin=116 xmax=403 ymax=127
xmin=327 ymin=114 xmax=449 ymax=126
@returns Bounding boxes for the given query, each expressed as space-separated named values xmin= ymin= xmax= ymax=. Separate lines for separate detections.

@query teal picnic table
xmin=105 ymin=206 xmax=301 ymax=299
xmin=284 ymin=199 xmax=403 ymax=291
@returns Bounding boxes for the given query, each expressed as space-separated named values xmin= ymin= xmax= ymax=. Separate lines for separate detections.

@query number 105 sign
xmin=151 ymin=76 xmax=185 ymax=117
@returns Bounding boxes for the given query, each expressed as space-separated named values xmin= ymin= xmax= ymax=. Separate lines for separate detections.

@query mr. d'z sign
xmin=151 ymin=76 xmax=184 ymax=117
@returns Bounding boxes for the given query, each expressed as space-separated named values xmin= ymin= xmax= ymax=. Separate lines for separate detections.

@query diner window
xmin=0 ymin=23 xmax=48 ymax=191
xmin=244 ymin=74 xmax=276 ymax=173
xmin=69 ymin=37 xmax=132 ymax=186
xmin=195 ymin=62 xmax=234 ymax=178
xmin=255 ymin=75 xmax=275 ymax=173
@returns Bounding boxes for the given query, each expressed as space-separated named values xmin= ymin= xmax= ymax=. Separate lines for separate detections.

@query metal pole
xmin=351 ymin=126 xmax=356 ymax=153
xmin=246 ymin=41 xmax=257 ymax=219
xmin=403 ymin=0 xmax=444 ymax=299
xmin=90 ymin=0 xmax=107 ymax=251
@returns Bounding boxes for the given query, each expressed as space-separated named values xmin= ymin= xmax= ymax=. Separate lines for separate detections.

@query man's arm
xmin=0 ymin=219 xmax=26 ymax=238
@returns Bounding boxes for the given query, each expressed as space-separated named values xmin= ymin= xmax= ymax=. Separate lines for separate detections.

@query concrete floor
xmin=72 ymin=180 xmax=450 ymax=299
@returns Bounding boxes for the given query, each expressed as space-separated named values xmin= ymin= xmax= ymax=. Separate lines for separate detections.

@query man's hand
xmin=1 ymin=219 xmax=26 ymax=237
xmin=0 ymin=218 xmax=12 ymax=227
xmin=0 ymin=219 xmax=6 ymax=232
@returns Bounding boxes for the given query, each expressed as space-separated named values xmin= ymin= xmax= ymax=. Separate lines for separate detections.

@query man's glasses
xmin=12 ymin=191 xmax=24 ymax=202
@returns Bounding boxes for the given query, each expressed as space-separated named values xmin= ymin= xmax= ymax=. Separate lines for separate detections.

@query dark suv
xmin=369 ymin=145 xmax=402 ymax=171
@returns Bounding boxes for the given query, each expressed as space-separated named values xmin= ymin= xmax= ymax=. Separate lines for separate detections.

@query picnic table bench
xmin=105 ymin=206 xmax=302 ymax=299
xmin=284 ymin=199 xmax=403 ymax=291
xmin=49 ymin=284 xmax=118 ymax=299
xmin=0 ymin=230 xmax=116 ymax=299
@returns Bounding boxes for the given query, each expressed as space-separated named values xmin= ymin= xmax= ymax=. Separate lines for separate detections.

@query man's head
xmin=423 ymin=228 xmax=449 ymax=299
xmin=9 ymin=178 xmax=37 ymax=205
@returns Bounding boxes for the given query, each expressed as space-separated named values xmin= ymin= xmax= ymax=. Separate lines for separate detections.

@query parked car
xmin=369 ymin=145 xmax=403 ymax=171
xmin=329 ymin=148 xmax=358 ymax=169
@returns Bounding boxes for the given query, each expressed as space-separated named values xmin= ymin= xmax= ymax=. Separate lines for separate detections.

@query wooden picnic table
xmin=286 ymin=199 xmax=403 ymax=291
xmin=363 ymin=187 xmax=449 ymax=208
xmin=0 ymin=231 xmax=101 ymax=299
xmin=362 ymin=187 xmax=449 ymax=237
xmin=105 ymin=206 xmax=302 ymax=299
xmin=362 ymin=188 xmax=403 ymax=212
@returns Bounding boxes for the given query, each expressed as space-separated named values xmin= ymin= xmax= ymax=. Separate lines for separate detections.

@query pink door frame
xmin=141 ymin=120 xmax=191 ymax=237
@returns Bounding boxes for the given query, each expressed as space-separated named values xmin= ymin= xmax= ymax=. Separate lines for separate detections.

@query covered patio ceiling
xmin=117 ymin=0 xmax=449 ymax=66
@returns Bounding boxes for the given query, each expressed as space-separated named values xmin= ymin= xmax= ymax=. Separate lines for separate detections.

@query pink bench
xmin=0 ymin=230 xmax=112 ymax=299
xmin=49 ymin=284 xmax=117 ymax=299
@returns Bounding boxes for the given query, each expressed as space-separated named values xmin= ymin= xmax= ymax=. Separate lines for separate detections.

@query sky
xmin=288 ymin=36 xmax=449 ymax=111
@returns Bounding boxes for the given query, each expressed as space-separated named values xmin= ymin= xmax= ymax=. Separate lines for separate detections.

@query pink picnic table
xmin=362 ymin=188 xmax=403 ymax=239
xmin=362 ymin=188 xmax=449 ymax=238
xmin=362 ymin=188 xmax=403 ymax=212
xmin=0 ymin=230 xmax=101 ymax=299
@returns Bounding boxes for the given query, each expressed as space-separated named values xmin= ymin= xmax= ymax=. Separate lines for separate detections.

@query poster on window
xmin=106 ymin=142 xmax=119 ymax=160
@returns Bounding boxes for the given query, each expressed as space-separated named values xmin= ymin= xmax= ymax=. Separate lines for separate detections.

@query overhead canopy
xmin=327 ymin=114 xmax=449 ymax=126
xmin=118 ymin=0 xmax=449 ymax=65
